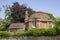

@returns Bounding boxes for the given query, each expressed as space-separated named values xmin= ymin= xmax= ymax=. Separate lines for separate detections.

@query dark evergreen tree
xmin=10 ymin=2 xmax=35 ymax=23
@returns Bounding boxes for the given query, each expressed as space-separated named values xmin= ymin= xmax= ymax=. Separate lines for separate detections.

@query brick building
xmin=9 ymin=10 xmax=54 ymax=32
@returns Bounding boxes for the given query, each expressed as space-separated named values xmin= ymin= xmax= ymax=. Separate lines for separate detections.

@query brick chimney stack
xmin=25 ymin=10 xmax=28 ymax=23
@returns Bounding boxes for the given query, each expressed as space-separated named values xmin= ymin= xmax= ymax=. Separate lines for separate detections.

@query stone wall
xmin=0 ymin=35 xmax=60 ymax=40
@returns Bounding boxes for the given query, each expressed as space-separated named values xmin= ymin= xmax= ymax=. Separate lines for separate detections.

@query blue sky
xmin=0 ymin=0 xmax=60 ymax=19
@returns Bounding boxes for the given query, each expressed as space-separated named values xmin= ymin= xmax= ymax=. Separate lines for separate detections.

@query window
xmin=32 ymin=22 xmax=36 ymax=28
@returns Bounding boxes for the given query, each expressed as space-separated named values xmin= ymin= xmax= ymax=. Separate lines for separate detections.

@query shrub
xmin=57 ymin=27 xmax=60 ymax=34
xmin=26 ymin=28 xmax=46 ymax=36
xmin=54 ymin=26 xmax=60 ymax=35
xmin=0 ymin=31 xmax=12 ymax=37
xmin=45 ymin=28 xmax=57 ymax=36
xmin=14 ymin=32 xmax=27 ymax=36
xmin=54 ymin=17 xmax=60 ymax=35
xmin=26 ymin=28 xmax=57 ymax=36
xmin=0 ymin=28 xmax=57 ymax=37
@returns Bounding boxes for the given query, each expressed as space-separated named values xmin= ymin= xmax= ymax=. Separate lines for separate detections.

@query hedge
xmin=45 ymin=28 xmax=57 ymax=36
xmin=54 ymin=26 xmax=60 ymax=35
xmin=0 ymin=31 xmax=12 ymax=37
xmin=14 ymin=32 xmax=27 ymax=36
xmin=26 ymin=28 xmax=57 ymax=36
xmin=26 ymin=28 xmax=46 ymax=36
xmin=0 ymin=28 xmax=59 ymax=36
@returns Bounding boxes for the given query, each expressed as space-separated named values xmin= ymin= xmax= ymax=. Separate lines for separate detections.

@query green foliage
xmin=26 ymin=28 xmax=57 ymax=36
xmin=0 ymin=31 xmax=12 ymax=37
xmin=0 ymin=28 xmax=58 ymax=37
xmin=0 ymin=18 xmax=12 ymax=31
xmin=0 ymin=18 xmax=4 ymax=30
xmin=0 ymin=6 xmax=12 ymax=31
xmin=26 ymin=28 xmax=46 ymax=36
xmin=54 ymin=17 xmax=60 ymax=35
xmin=13 ymin=28 xmax=57 ymax=36
xmin=55 ymin=27 xmax=60 ymax=34
xmin=55 ymin=17 xmax=60 ymax=26
xmin=14 ymin=32 xmax=27 ymax=36
xmin=10 ymin=2 xmax=35 ymax=23
xmin=15 ymin=28 xmax=57 ymax=36
xmin=45 ymin=28 xmax=57 ymax=36
xmin=47 ymin=13 xmax=55 ymax=21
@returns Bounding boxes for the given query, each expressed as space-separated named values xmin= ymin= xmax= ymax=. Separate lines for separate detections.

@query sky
xmin=0 ymin=0 xmax=60 ymax=19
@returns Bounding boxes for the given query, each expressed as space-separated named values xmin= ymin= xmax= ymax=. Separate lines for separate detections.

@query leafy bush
xmin=26 ymin=28 xmax=46 ymax=36
xmin=47 ymin=13 xmax=55 ymax=21
xmin=54 ymin=26 xmax=60 ymax=35
xmin=45 ymin=28 xmax=57 ymax=36
xmin=57 ymin=28 xmax=60 ymax=34
xmin=26 ymin=28 xmax=57 ymax=36
xmin=54 ymin=17 xmax=60 ymax=35
xmin=14 ymin=32 xmax=27 ymax=36
xmin=0 ymin=31 xmax=12 ymax=37
xmin=0 ymin=28 xmax=57 ymax=37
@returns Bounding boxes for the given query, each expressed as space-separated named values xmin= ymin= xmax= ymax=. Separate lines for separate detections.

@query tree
xmin=47 ymin=13 xmax=55 ymax=21
xmin=10 ymin=2 xmax=25 ymax=23
xmin=55 ymin=17 xmax=60 ymax=26
xmin=0 ymin=18 xmax=4 ymax=30
xmin=54 ymin=17 xmax=60 ymax=34
xmin=0 ymin=2 xmax=35 ymax=31
xmin=10 ymin=2 xmax=35 ymax=23
xmin=1 ymin=6 xmax=12 ymax=30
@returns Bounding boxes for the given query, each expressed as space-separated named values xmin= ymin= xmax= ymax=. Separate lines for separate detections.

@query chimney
xmin=25 ymin=10 xmax=28 ymax=23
